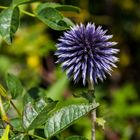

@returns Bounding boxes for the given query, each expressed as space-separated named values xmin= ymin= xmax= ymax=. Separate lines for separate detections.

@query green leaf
xmin=73 ymin=89 xmax=95 ymax=103
xmin=35 ymin=7 xmax=68 ymax=30
xmin=6 ymin=73 xmax=23 ymax=99
xmin=0 ymin=125 xmax=10 ymax=140
xmin=11 ymin=134 xmax=29 ymax=140
xmin=23 ymin=87 xmax=42 ymax=106
xmin=60 ymin=17 xmax=75 ymax=27
xmin=10 ymin=118 xmax=24 ymax=131
xmin=3 ymin=101 xmax=10 ymax=112
xmin=65 ymin=136 xmax=88 ymax=140
xmin=0 ymin=120 xmax=4 ymax=129
xmin=12 ymin=0 xmax=37 ymax=6
xmin=35 ymin=5 xmax=74 ymax=30
xmin=46 ymin=74 xmax=68 ymax=100
xmin=0 ymin=7 xmax=20 ymax=45
xmin=0 ymin=120 xmax=4 ymax=137
xmin=23 ymin=97 xmax=57 ymax=130
xmin=44 ymin=103 xmax=99 ymax=138
xmin=35 ymin=2 xmax=80 ymax=13
xmin=0 ymin=130 xmax=4 ymax=138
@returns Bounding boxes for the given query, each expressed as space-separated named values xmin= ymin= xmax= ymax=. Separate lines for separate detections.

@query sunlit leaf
xmin=23 ymin=97 xmax=57 ymax=130
xmin=0 ymin=7 xmax=20 ymax=45
xmin=0 ymin=125 xmax=10 ymax=140
xmin=6 ymin=73 xmax=23 ymax=99
xmin=44 ymin=103 xmax=99 ymax=138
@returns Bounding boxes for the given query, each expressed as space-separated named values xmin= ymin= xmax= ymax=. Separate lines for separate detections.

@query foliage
xmin=0 ymin=74 xmax=98 ymax=139
xmin=0 ymin=1 xmax=80 ymax=44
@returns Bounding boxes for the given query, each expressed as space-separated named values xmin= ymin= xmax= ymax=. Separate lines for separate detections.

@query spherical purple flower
xmin=55 ymin=23 xmax=119 ymax=85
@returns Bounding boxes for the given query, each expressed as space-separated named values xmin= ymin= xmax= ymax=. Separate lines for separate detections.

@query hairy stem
xmin=91 ymin=100 xmax=96 ymax=140
xmin=88 ymin=81 xmax=96 ymax=140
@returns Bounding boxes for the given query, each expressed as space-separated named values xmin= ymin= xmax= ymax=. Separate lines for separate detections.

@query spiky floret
xmin=55 ymin=23 xmax=119 ymax=85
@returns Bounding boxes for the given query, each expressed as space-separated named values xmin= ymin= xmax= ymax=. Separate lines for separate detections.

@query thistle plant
xmin=55 ymin=23 xmax=119 ymax=140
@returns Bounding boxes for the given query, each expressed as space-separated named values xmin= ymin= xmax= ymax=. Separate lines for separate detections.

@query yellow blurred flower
xmin=27 ymin=55 xmax=40 ymax=70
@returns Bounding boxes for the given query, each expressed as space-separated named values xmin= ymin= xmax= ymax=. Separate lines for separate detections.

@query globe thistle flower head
xmin=55 ymin=23 xmax=119 ymax=85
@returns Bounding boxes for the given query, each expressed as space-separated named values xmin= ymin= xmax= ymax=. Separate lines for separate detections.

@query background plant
xmin=0 ymin=0 xmax=140 ymax=140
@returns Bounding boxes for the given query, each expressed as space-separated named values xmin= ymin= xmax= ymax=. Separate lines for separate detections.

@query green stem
xmin=88 ymin=80 xmax=96 ymax=140
xmin=29 ymin=134 xmax=47 ymax=140
xmin=0 ymin=5 xmax=36 ymax=17
xmin=20 ymin=9 xmax=36 ymax=17
xmin=0 ymin=84 xmax=21 ymax=117
xmin=0 ymin=6 xmax=7 ymax=9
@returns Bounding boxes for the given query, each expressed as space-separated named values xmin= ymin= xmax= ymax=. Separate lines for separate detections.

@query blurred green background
xmin=0 ymin=0 xmax=140 ymax=140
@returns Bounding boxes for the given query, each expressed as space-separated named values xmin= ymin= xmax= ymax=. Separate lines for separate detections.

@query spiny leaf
xmin=44 ymin=103 xmax=99 ymax=138
xmin=0 ymin=7 xmax=20 ymax=45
